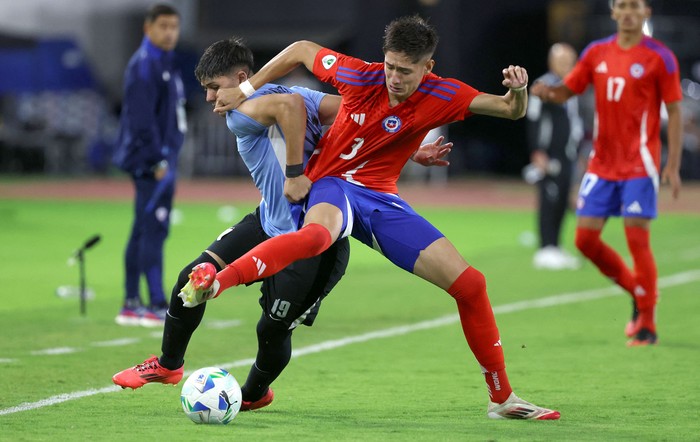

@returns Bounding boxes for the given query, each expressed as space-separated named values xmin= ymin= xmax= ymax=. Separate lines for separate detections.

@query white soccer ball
xmin=180 ymin=367 xmax=242 ymax=424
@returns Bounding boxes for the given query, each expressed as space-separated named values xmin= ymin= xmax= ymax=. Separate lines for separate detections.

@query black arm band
xmin=285 ymin=163 xmax=304 ymax=178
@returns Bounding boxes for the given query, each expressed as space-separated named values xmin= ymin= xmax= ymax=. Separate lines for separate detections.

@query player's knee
xmin=448 ymin=266 xmax=486 ymax=302
xmin=255 ymin=316 xmax=292 ymax=373
xmin=624 ymin=226 xmax=650 ymax=252
xmin=300 ymin=223 xmax=333 ymax=256
xmin=256 ymin=315 xmax=293 ymax=352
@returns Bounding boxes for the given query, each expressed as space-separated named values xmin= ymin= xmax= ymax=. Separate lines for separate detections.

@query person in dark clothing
xmin=113 ymin=4 xmax=187 ymax=326
xmin=526 ymin=43 xmax=582 ymax=270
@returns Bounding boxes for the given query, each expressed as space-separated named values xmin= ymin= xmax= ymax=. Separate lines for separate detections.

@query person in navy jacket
xmin=113 ymin=3 xmax=186 ymax=327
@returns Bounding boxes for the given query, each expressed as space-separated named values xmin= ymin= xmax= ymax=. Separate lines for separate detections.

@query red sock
xmin=625 ymin=226 xmax=657 ymax=332
xmin=575 ymin=227 xmax=636 ymax=296
xmin=215 ymin=223 xmax=332 ymax=294
xmin=448 ymin=267 xmax=512 ymax=403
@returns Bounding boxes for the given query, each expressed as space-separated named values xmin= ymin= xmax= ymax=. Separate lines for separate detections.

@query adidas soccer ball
xmin=180 ymin=367 xmax=242 ymax=424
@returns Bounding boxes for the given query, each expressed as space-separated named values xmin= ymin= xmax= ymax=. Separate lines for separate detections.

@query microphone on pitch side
xmin=67 ymin=234 xmax=102 ymax=266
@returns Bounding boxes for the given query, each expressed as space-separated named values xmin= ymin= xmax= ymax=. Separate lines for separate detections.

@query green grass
xmin=1 ymin=196 xmax=699 ymax=441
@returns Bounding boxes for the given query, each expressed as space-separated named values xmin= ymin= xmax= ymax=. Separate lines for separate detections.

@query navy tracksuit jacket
xmin=113 ymin=36 xmax=186 ymax=306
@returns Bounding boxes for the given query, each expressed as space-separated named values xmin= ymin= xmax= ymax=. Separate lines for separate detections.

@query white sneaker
xmin=558 ymin=248 xmax=582 ymax=269
xmin=487 ymin=392 xmax=560 ymax=420
xmin=533 ymin=246 xmax=580 ymax=270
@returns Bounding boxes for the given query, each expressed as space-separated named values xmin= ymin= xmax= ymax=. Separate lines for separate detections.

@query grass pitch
xmin=0 ymin=194 xmax=698 ymax=441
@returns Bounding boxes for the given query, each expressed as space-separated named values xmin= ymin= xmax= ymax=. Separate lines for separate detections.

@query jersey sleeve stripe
xmin=337 ymin=66 xmax=384 ymax=78
xmin=642 ymin=38 xmax=679 ymax=74
xmin=417 ymin=88 xmax=453 ymax=101
xmin=336 ymin=67 xmax=385 ymax=86
xmin=423 ymin=79 xmax=461 ymax=89
xmin=418 ymin=80 xmax=460 ymax=101
xmin=337 ymin=66 xmax=382 ymax=74
xmin=336 ymin=77 xmax=385 ymax=86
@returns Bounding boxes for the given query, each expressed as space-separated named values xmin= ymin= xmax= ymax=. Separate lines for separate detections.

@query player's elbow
xmin=512 ymin=107 xmax=527 ymax=120
xmin=278 ymin=93 xmax=307 ymax=120
xmin=509 ymin=99 xmax=528 ymax=120
xmin=504 ymin=106 xmax=526 ymax=121
xmin=294 ymin=40 xmax=316 ymax=48
xmin=288 ymin=40 xmax=321 ymax=69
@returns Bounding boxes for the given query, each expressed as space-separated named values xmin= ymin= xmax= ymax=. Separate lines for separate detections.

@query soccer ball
xmin=180 ymin=367 xmax=242 ymax=424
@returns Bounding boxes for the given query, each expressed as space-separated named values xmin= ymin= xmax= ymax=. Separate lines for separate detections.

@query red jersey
xmin=307 ymin=48 xmax=481 ymax=193
xmin=564 ymin=34 xmax=682 ymax=180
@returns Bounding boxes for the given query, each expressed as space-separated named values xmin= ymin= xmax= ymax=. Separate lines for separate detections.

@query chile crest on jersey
xmin=630 ymin=63 xmax=644 ymax=79
xmin=382 ymin=115 xmax=402 ymax=133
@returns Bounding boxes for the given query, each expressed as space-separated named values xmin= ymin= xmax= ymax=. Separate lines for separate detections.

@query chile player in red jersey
xmin=180 ymin=15 xmax=560 ymax=420
xmin=531 ymin=0 xmax=683 ymax=346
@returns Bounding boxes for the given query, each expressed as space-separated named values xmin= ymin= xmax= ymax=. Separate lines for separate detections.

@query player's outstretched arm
xmin=529 ymin=81 xmax=575 ymax=105
xmin=468 ymin=65 xmax=529 ymax=120
xmin=662 ymin=100 xmax=683 ymax=199
xmin=214 ymin=41 xmax=323 ymax=114
xmin=238 ymin=93 xmax=312 ymax=202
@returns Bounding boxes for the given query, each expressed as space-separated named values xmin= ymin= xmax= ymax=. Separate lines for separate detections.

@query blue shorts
xmin=304 ymin=177 xmax=444 ymax=272
xmin=576 ymin=173 xmax=657 ymax=219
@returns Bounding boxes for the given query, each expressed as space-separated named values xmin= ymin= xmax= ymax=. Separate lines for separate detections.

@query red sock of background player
xmin=215 ymin=223 xmax=332 ymax=294
xmin=625 ymin=226 xmax=657 ymax=333
xmin=448 ymin=266 xmax=512 ymax=403
xmin=575 ymin=227 xmax=637 ymax=295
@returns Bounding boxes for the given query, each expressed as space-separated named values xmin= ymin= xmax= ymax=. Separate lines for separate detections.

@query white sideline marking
xmin=21 ymin=320 xmax=241 ymax=358
xmin=206 ymin=319 xmax=243 ymax=330
xmin=92 ymin=338 xmax=141 ymax=347
xmin=30 ymin=347 xmax=81 ymax=356
xmin=1 ymin=269 xmax=698 ymax=417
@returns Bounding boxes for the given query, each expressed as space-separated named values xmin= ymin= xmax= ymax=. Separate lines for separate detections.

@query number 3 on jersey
xmin=339 ymin=138 xmax=364 ymax=160
xmin=606 ymin=77 xmax=625 ymax=102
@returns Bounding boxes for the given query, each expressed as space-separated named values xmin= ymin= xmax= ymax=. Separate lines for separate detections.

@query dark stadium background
xmin=1 ymin=0 xmax=699 ymax=179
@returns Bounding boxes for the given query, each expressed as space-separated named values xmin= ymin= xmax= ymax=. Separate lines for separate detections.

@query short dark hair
xmin=195 ymin=36 xmax=255 ymax=83
xmin=145 ymin=4 xmax=179 ymax=23
xmin=382 ymin=15 xmax=439 ymax=63
xmin=609 ymin=0 xmax=652 ymax=7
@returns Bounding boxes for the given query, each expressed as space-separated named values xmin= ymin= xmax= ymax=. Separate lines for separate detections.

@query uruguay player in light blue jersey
xmin=226 ymin=82 xmax=329 ymax=238
xmin=113 ymin=36 xmax=450 ymax=411
xmin=113 ymin=36 xmax=348 ymax=411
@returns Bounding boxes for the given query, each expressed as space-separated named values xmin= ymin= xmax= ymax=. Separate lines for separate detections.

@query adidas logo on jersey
xmin=252 ymin=256 xmax=267 ymax=276
xmin=595 ymin=61 xmax=608 ymax=73
xmin=626 ymin=201 xmax=643 ymax=214
xmin=350 ymin=113 xmax=366 ymax=126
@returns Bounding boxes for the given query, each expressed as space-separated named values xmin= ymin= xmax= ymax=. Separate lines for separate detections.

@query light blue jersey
xmin=226 ymin=84 xmax=326 ymax=237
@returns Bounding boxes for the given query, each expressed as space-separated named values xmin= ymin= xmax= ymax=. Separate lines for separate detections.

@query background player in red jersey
xmin=531 ymin=0 xmax=683 ymax=346
xmin=179 ymin=15 xmax=560 ymax=420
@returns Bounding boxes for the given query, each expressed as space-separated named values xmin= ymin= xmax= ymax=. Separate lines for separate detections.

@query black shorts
xmin=207 ymin=207 xmax=350 ymax=329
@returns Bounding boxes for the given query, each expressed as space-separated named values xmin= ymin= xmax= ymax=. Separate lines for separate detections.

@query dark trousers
xmin=536 ymin=160 xmax=573 ymax=248
xmin=124 ymin=175 xmax=174 ymax=306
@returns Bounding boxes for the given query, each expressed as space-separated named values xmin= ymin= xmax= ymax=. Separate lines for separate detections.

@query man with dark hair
xmin=532 ymin=0 xmax=682 ymax=346
xmin=113 ymin=36 xmax=450 ymax=410
xmin=113 ymin=3 xmax=186 ymax=326
xmin=186 ymin=15 xmax=560 ymax=420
